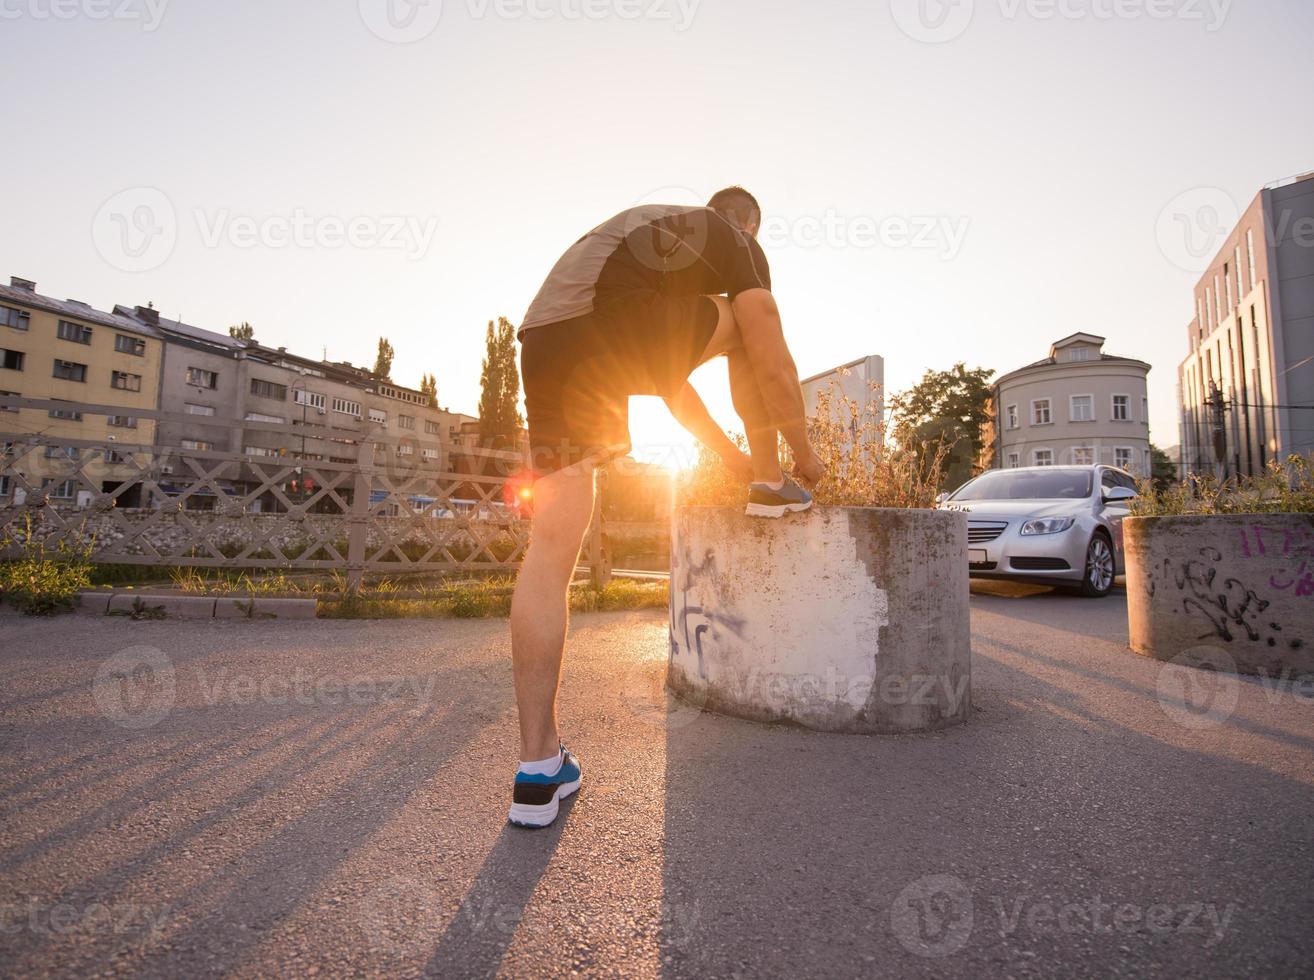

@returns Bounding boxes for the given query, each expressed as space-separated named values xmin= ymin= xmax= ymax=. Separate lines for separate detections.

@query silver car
xmin=937 ymin=465 xmax=1138 ymax=597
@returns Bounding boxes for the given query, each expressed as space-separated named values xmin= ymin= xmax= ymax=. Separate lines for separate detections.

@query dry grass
xmin=677 ymin=380 xmax=947 ymax=509
xmin=1132 ymin=453 xmax=1314 ymax=516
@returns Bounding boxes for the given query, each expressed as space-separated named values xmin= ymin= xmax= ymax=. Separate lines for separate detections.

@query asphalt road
xmin=1 ymin=585 xmax=1311 ymax=979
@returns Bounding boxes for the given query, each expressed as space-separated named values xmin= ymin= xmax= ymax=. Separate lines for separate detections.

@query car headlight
xmin=1020 ymin=517 xmax=1075 ymax=536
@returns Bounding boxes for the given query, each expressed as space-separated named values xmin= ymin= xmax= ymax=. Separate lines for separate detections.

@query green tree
xmin=419 ymin=372 xmax=438 ymax=409
xmin=1149 ymin=444 xmax=1177 ymax=490
xmin=478 ymin=317 xmax=523 ymax=448
xmin=228 ymin=321 xmax=255 ymax=341
xmin=891 ymin=363 xmax=995 ymax=490
xmin=373 ymin=337 xmax=395 ymax=380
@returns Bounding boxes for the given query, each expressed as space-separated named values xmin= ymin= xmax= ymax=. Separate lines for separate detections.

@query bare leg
xmin=510 ymin=459 xmax=597 ymax=762
xmin=728 ymin=347 xmax=784 ymax=484
xmin=696 ymin=295 xmax=784 ymax=484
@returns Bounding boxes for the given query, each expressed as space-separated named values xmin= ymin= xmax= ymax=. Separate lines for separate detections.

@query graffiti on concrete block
xmin=669 ymin=544 xmax=746 ymax=680
xmin=1145 ymin=546 xmax=1302 ymax=650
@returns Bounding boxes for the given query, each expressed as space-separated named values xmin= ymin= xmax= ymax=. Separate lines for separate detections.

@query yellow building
xmin=0 ymin=276 xmax=162 ymax=507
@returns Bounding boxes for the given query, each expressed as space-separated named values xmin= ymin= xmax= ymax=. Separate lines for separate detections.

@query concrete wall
xmin=1 ymin=506 xmax=525 ymax=563
xmin=668 ymin=506 xmax=970 ymax=734
xmin=1125 ymin=514 xmax=1314 ymax=677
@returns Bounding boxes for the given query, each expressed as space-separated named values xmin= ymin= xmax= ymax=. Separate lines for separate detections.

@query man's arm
xmin=729 ymin=288 xmax=824 ymax=485
xmin=664 ymin=382 xmax=754 ymax=481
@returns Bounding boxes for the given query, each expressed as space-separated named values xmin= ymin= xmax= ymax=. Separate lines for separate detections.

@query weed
xmin=0 ymin=514 xmax=95 ymax=616
xmin=1133 ymin=454 xmax=1314 ymax=517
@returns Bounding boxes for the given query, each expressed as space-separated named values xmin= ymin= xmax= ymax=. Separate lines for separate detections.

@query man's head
xmin=708 ymin=186 xmax=762 ymax=239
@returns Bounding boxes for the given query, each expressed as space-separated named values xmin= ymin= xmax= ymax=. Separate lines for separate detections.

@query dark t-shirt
xmin=519 ymin=205 xmax=772 ymax=338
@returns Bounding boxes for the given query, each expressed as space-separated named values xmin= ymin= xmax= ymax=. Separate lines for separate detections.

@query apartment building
xmin=1177 ymin=171 xmax=1314 ymax=477
xmin=993 ymin=333 xmax=1152 ymax=475
xmin=0 ymin=277 xmax=162 ymax=506
xmin=115 ymin=305 xmax=476 ymax=506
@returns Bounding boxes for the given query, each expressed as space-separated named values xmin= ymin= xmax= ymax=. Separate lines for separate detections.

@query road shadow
xmin=658 ymin=653 xmax=1313 ymax=978
xmin=422 ymin=801 xmax=575 ymax=977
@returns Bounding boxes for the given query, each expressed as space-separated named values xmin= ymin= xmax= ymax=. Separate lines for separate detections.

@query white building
xmin=801 ymin=355 xmax=885 ymax=449
xmin=993 ymin=333 xmax=1152 ymax=475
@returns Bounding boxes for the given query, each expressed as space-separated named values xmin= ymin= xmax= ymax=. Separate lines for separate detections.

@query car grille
xmin=967 ymin=521 xmax=1008 ymax=544
xmin=1010 ymin=557 xmax=1072 ymax=571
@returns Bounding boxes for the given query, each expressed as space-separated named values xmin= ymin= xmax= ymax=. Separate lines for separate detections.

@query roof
xmin=113 ymin=304 xmax=245 ymax=352
xmin=1049 ymin=332 xmax=1105 ymax=356
xmin=0 ymin=282 xmax=157 ymax=337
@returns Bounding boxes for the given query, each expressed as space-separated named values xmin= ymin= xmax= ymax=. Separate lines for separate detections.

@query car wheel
xmin=1078 ymin=532 xmax=1115 ymax=598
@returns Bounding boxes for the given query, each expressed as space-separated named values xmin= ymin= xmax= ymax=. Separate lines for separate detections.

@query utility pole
xmin=1208 ymin=382 xmax=1228 ymax=478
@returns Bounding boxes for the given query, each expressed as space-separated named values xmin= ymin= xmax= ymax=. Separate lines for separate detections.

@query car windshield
xmin=950 ymin=469 xmax=1093 ymax=501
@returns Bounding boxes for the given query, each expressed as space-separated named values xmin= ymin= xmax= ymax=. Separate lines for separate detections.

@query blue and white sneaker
xmin=507 ymin=745 xmax=582 ymax=829
xmin=745 ymin=476 xmax=814 ymax=518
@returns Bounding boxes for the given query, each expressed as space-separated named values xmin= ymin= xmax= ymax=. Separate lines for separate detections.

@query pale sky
xmin=3 ymin=0 xmax=1312 ymax=467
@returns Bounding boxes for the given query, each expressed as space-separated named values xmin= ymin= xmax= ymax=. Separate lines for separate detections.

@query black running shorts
xmin=520 ymin=290 xmax=719 ymax=475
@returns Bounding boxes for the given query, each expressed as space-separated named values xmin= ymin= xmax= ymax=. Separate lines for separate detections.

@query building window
xmin=186 ymin=403 xmax=216 ymax=416
xmin=48 ymin=402 xmax=82 ymax=421
xmin=103 ymin=449 xmax=128 ymax=464
xmin=115 ymin=333 xmax=146 ymax=356
xmin=368 ymin=408 xmax=387 ymax=425
xmin=245 ymin=412 xmax=286 ymax=424
xmin=332 ymin=397 xmax=361 ymax=417
xmin=1141 ymin=396 xmax=1148 ymax=422
xmin=1071 ymin=447 xmax=1095 ymax=465
xmin=1031 ymin=399 xmax=1052 ymax=425
xmin=1005 ymin=405 xmax=1018 ymax=430
xmin=1033 ymin=449 xmax=1054 ymax=466
xmin=1068 ymin=347 xmax=1090 ymax=362
xmin=399 ymin=415 xmax=415 ymax=430
xmin=56 ymin=320 xmax=93 ymax=344
xmin=0 ymin=475 xmax=10 ymax=495
xmin=0 ymin=389 xmax=18 ymax=412
xmin=1 ymin=349 xmax=23 ymax=371
xmin=1247 ymin=229 xmax=1257 ymax=292
xmin=42 ymin=478 xmax=76 ymax=499
xmin=291 ymin=388 xmax=327 ymax=410
xmin=107 ymin=415 xmax=137 ymax=428
xmin=1115 ymin=447 xmax=1134 ymax=470
xmin=52 ymin=359 xmax=88 ymax=382
xmin=244 ymin=445 xmax=280 ymax=457
xmin=2 ymin=306 xmax=30 ymax=331
xmin=45 ymin=445 xmax=78 ymax=459
xmin=1069 ymin=395 xmax=1094 ymax=422
xmin=186 ymin=366 xmax=218 ymax=389
xmin=1112 ymin=394 xmax=1130 ymax=421
xmin=422 ymin=448 xmax=440 ymax=461
xmin=1224 ymin=264 xmax=1233 ymax=312
xmin=250 ymin=378 xmax=289 ymax=401
xmin=181 ymin=439 xmax=214 ymax=451
xmin=111 ymin=370 xmax=142 ymax=392
xmin=1006 ymin=452 xmax=1020 ymax=469
xmin=424 ymin=419 xmax=440 ymax=435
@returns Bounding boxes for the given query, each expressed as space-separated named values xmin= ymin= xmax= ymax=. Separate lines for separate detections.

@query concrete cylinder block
xmin=1125 ymin=514 xmax=1314 ymax=677
xmin=667 ymin=506 xmax=971 ymax=734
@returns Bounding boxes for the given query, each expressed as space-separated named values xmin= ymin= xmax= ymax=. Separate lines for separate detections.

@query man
xmin=507 ymin=187 xmax=825 ymax=829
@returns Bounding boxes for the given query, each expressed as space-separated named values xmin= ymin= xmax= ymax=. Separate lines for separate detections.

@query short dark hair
xmin=707 ymin=186 xmax=761 ymax=228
